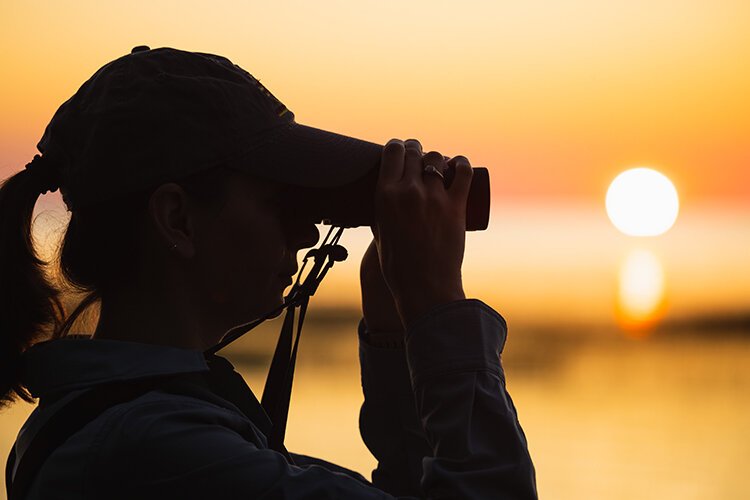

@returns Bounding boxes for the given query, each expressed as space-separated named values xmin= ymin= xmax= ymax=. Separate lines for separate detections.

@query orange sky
xmin=2 ymin=1 xmax=749 ymax=326
xmin=2 ymin=1 xmax=749 ymax=205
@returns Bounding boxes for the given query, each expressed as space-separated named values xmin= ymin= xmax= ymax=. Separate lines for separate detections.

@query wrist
xmin=361 ymin=320 xmax=405 ymax=348
xmin=395 ymin=289 xmax=467 ymax=329
xmin=362 ymin=315 xmax=404 ymax=334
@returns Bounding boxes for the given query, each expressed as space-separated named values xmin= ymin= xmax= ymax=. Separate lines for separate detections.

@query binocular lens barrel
xmin=289 ymin=167 xmax=490 ymax=231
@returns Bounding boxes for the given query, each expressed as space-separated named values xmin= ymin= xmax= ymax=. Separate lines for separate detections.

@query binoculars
xmin=287 ymin=166 xmax=490 ymax=231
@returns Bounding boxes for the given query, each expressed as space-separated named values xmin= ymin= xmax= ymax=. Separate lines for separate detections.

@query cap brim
xmin=238 ymin=122 xmax=384 ymax=188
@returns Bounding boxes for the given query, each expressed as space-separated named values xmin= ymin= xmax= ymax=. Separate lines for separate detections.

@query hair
xmin=0 ymin=164 xmax=239 ymax=409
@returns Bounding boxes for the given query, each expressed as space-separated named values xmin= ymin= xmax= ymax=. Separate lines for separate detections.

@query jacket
xmin=9 ymin=298 xmax=537 ymax=499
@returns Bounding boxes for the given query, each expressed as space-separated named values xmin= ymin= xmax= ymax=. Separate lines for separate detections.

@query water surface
xmin=2 ymin=318 xmax=748 ymax=499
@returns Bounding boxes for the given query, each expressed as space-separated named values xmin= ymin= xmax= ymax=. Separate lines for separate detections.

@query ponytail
xmin=0 ymin=169 xmax=64 ymax=408
xmin=0 ymin=162 xmax=239 ymax=408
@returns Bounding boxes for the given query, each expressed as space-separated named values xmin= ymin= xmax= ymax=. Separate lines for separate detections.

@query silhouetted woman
xmin=1 ymin=47 xmax=536 ymax=499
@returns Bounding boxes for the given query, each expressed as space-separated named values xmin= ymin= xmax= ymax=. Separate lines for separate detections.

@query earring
xmin=170 ymin=243 xmax=178 ymax=251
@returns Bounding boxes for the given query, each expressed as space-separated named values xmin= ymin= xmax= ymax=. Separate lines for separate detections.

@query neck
xmin=92 ymin=278 xmax=223 ymax=352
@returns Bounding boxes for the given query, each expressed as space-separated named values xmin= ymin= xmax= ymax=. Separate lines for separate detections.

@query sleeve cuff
xmin=404 ymin=299 xmax=508 ymax=386
xmin=358 ymin=319 xmax=405 ymax=349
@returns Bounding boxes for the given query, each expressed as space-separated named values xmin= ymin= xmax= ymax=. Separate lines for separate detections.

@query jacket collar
xmin=20 ymin=336 xmax=209 ymax=400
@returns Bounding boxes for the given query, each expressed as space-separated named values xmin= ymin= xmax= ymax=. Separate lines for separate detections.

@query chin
xmin=266 ymin=307 xmax=285 ymax=320
xmin=261 ymin=292 xmax=286 ymax=319
xmin=245 ymin=280 xmax=291 ymax=321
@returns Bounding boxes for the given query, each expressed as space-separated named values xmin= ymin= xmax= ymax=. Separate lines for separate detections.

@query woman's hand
xmin=363 ymin=138 xmax=474 ymax=329
xmin=360 ymin=238 xmax=404 ymax=333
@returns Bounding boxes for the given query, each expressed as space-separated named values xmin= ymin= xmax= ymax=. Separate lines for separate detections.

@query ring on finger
xmin=422 ymin=164 xmax=445 ymax=180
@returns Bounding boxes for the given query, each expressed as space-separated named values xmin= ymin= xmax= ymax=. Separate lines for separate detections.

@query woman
xmin=1 ymin=47 xmax=536 ymax=499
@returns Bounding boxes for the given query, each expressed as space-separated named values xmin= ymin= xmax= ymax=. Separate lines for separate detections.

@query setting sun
xmin=606 ymin=168 xmax=679 ymax=237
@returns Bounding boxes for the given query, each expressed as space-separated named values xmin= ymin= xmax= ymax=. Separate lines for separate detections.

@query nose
xmin=286 ymin=219 xmax=320 ymax=251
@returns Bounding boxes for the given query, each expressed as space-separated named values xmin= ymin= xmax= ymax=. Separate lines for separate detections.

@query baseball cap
xmin=37 ymin=46 xmax=384 ymax=209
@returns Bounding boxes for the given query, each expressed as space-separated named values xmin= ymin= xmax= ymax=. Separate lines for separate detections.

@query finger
xmin=421 ymin=151 xmax=449 ymax=188
xmin=446 ymin=155 xmax=473 ymax=200
xmin=404 ymin=138 xmax=422 ymax=154
xmin=402 ymin=138 xmax=423 ymax=184
xmin=379 ymin=138 xmax=405 ymax=185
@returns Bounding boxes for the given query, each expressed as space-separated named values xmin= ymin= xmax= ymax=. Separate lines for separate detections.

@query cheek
xmin=206 ymin=217 xmax=286 ymax=302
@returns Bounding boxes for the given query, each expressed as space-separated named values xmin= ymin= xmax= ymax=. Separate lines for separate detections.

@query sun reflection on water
xmin=616 ymin=248 xmax=666 ymax=334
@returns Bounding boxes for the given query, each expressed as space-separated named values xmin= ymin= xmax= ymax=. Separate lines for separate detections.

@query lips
xmin=278 ymin=266 xmax=298 ymax=278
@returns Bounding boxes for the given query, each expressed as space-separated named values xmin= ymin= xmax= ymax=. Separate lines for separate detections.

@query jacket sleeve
xmin=359 ymin=299 xmax=537 ymax=499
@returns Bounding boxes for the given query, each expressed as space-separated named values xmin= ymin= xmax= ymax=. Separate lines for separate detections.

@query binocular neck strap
xmin=205 ymin=225 xmax=348 ymax=456
xmin=260 ymin=225 xmax=347 ymax=454
xmin=261 ymin=294 xmax=308 ymax=452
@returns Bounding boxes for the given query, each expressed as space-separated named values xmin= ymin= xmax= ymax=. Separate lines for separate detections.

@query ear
xmin=148 ymin=183 xmax=196 ymax=259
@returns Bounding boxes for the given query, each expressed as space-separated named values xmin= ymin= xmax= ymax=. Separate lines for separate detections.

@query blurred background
xmin=1 ymin=1 xmax=748 ymax=498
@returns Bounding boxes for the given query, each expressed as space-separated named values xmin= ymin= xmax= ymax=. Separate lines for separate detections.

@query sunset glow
xmin=3 ymin=3 xmax=750 ymax=499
